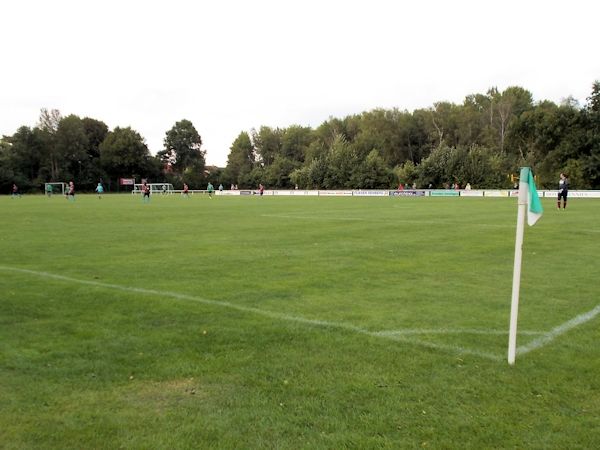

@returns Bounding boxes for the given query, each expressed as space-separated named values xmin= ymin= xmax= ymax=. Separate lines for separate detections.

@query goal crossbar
xmin=44 ymin=182 xmax=67 ymax=195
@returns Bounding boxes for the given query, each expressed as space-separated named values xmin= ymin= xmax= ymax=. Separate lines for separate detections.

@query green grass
xmin=1 ymin=193 xmax=599 ymax=449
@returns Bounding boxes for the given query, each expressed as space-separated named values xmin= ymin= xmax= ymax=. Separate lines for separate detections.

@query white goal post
xmin=44 ymin=182 xmax=67 ymax=195
xmin=132 ymin=183 xmax=174 ymax=194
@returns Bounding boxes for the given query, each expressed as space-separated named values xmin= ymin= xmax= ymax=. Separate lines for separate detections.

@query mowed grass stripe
xmin=0 ymin=265 xmax=501 ymax=361
xmin=1 ymin=194 xmax=599 ymax=448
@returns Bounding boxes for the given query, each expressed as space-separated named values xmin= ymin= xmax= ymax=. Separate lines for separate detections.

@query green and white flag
xmin=508 ymin=167 xmax=543 ymax=365
xmin=522 ymin=167 xmax=543 ymax=226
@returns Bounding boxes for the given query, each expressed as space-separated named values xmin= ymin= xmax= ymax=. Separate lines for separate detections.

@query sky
xmin=1 ymin=0 xmax=599 ymax=167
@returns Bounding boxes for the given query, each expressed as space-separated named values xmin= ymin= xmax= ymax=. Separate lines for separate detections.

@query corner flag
xmin=524 ymin=168 xmax=543 ymax=226
xmin=508 ymin=167 xmax=543 ymax=365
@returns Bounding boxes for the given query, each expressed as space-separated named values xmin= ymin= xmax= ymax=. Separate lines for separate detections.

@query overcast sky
xmin=1 ymin=0 xmax=598 ymax=166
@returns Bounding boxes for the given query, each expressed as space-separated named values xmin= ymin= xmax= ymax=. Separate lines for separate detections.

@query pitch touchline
xmin=0 ymin=265 xmax=502 ymax=360
xmin=4 ymin=266 xmax=597 ymax=361
xmin=375 ymin=329 xmax=545 ymax=336
xmin=516 ymin=304 xmax=600 ymax=356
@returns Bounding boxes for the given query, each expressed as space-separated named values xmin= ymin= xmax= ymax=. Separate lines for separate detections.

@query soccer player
xmin=45 ymin=184 xmax=53 ymax=197
xmin=11 ymin=183 xmax=20 ymax=198
xmin=183 ymin=183 xmax=189 ymax=198
xmin=207 ymin=182 xmax=214 ymax=199
xmin=142 ymin=182 xmax=151 ymax=203
xmin=558 ymin=172 xmax=569 ymax=209
xmin=67 ymin=181 xmax=75 ymax=201
xmin=95 ymin=182 xmax=104 ymax=199
xmin=258 ymin=183 xmax=264 ymax=196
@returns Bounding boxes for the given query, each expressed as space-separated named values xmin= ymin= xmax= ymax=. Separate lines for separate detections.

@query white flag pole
xmin=508 ymin=167 xmax=528 ymax=365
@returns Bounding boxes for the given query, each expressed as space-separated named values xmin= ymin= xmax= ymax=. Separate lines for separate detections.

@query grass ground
xmin=0 ymin=193 xmax=599 ymax=449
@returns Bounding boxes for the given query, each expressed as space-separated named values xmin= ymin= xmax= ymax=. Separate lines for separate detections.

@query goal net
xmin=45 ymin=182 xmax=67 ymax=195
xmin=132 ymin=183 xmax=174 ymax=194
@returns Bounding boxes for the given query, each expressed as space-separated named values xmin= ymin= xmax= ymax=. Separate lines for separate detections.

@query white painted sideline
xmin=375 ymin=328 xmax=544 ymax=336
xmin=0 ymin=265 xmax=501 ymax=361
xmin=516 ymin=304 xmax=600 ymax=356
xmin=2 ymin=266 xmax=597 ymax=361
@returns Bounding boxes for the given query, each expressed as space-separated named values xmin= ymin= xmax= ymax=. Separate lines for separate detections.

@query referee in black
xmin=558 ymin=172 xmax=569 ymax=209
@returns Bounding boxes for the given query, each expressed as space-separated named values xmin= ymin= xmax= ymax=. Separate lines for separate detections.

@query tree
xmin=252 ymin=126 xmax=282 ymax=166
xmin=323 ymin=133 xmax=358 ymax=189
xmin=81 ymin=117 xmax=109 ymax=187
xmin=4 ymin=126 xmax=45 ymax=187
xmin=158 ymin=119 xmax=204 ymax=174
xmin=352 ymin=150 xmax=393 ymax=188
xmin=281 ymin=125 xmax=312 ymax=163
xmin=37 ymin=108 xmax=62 ymax=180
xmin=495 ymin=86 xmax=533 ymax=153
xmin=583 ymin=80 xmax=600 ymax=187
xmin=99 ymin=127 xmax=155 ymax=182
xmin=55 ymin=115 xmax=89 ymax=182
xmin=82 ymin=117 xmax=109 ymax=159
xmin=224 ymin=131 xmax=255 ymax=186
xmin=395 ymin=160 xmax=419 ymax=186
xmin=0 ymin=138 xmax=16 ymax=192
xmin=263 ymin=156 xmax=301 ymax=188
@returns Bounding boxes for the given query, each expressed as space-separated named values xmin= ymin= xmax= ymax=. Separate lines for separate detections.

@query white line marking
xmin=516 ymin=304 xmax=600 ymax=356
xmin=375 ymin=328 xmax=544 ymax=336
xmin=0 ymin=266 xmax=501 ymax=360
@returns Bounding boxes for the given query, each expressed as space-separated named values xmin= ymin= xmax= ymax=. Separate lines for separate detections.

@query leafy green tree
xmin=395 ymin=160 xmax=419 ymax=186
xmin=289 ymin=165 xmax=310 ymax=189
xmin=4 ymin=126 xmax=45 ymax=187
xmin=252 ymin=126 xmax=282 ymax=166
xmin=241 ymin=165 xmax=265 ymax=189
xmin=495 ymin=86 xmax=533 ymax=153
xmin=0 ymin=138 xmax=15 ymax=192
xmin=82 ymin=117 xmax=109 ymax=159
xmin=306 ymin=156 xmax=328 ymax=189
xmin=224 ymin=131 xmax=255 ymax=185
xmin=158 ymin=119 xmax=204 ymax=175
xmin=81 ymin=117 xmax=109 ymax=186
xmin=281 ymin=125 xmax=312 ymax=163
xmin=182 ymin=161 xmax=208 ymax=189
xmin=582 ymin=80 xmax=600 ymax=187
xmin=263 ymin=156 xmax=300 ymax=188
xmin=37 ymin=108 xmax=62 ymax=180
xmin=99 ymin=127 xmax=155 ymax=183
xmin=352 ymin=150 xmax=393 ymax=188
xmin=55 ymin=115 xmax=89 ymax=182
xmin=323 ymin=133 xmax=359 ymax=189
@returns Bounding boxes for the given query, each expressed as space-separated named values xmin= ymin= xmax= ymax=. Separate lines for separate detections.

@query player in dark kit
xmin=557 ymin=173 xmax=568 ymax=209
xmin=67 ymin=181 xmax=75 ymax=201
xmin=142 ymin=182 xmax=151 ymax=203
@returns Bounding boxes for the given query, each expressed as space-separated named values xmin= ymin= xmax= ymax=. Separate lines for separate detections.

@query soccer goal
xmin=132 ymin=183 xmax=174 ymax=194
xmin=45 ymin=182 xmax=67 ymax=196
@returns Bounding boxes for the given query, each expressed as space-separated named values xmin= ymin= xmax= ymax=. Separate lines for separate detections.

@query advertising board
xmin=483 ymin=190 xmax=509 ymax=197
xmin=389 ymin=190 xmax=427 ymax=197
xmin=318 ymin=190 xmax=353 ymax=196
xmin=430 ymin=190 xmax=459 ymax=197
xmin=353 ymin=190 xmax=389 ymax=197
xmin=459 ymin=190 xmax=484 ymax=197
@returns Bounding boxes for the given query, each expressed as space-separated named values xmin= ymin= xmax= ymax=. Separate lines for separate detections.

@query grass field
xmin=1 ymin=193 xmax=599 ymax=449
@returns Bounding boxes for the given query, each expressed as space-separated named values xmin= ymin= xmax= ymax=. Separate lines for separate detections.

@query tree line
xmin=224 ymin=82 xmax=600 ymax=190
xmin=2 ymin=81 xmax=599 ymax=193
xmin=0 ymin=111 xmax=207 ymax=193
